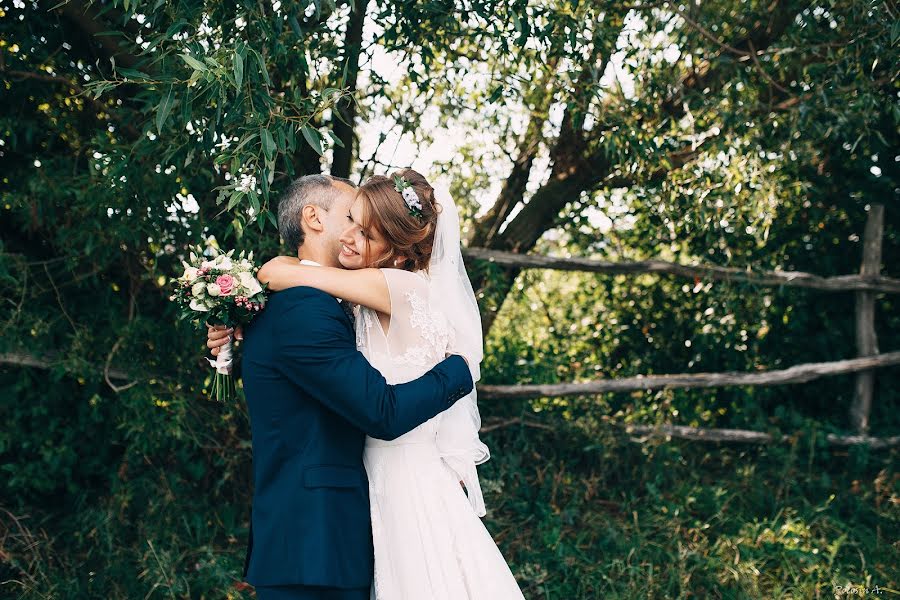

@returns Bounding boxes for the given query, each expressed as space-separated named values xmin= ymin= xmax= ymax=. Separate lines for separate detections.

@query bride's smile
xmin=338 ymin=198 xmax=390 ymax=270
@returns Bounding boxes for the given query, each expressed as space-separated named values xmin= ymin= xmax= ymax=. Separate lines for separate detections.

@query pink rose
xmin=215 ymin=274 xmax=235 ymax=296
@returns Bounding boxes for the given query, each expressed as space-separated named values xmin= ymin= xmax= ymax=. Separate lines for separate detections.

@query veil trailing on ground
xmin=429 ymin=187 xmax=491 ymax=516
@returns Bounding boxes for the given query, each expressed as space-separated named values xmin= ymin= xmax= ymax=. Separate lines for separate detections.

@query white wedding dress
xmin=355 ymin=267 xmax=525 ymax=600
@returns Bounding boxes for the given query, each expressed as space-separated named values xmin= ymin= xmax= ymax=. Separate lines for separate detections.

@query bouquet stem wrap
xmin=206 ymin=338 xmax=235 ymax=402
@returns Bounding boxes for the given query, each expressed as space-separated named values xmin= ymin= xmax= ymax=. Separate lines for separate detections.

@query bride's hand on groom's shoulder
xmin=207 ymin=323 xmax=242 ymax=357
xmin=257 ymin=255 xmax=301 ymax=290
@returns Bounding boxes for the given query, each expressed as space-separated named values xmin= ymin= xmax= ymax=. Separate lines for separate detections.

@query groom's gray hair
xmin=278 ymin=174 xmax=354 ymax=249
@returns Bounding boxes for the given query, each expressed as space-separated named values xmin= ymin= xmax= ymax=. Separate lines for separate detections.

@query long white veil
xmin=429 ymin=187 xmax=490 ymax=516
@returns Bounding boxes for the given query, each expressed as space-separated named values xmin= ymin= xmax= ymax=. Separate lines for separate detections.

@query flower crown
xmin=393 ymin=175 xmax=424 ymax=219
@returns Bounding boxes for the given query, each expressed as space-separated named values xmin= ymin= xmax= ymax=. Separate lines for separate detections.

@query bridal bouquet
xmin=171 ymin=246 xmax=268 ymax=401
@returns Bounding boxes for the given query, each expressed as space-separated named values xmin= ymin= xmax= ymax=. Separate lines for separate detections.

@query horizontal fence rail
xmin=477 ymin=351 xmax=900 ymax=399
xmin=479 ymin=417 xmax=900 ymax=449
xmin=462 ymin=247 xmax=900 ymax=294
xmin=1 ymin=352 xmax=140 ymax=384
xmin=7 ymin=351 xmax=897 ymax=398
xmin=620 ymin=424 xmax=900 ymax=449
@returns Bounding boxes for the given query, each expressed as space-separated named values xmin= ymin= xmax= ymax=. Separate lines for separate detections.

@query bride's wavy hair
xmin=356 ymin=168 xmax=441 ymax=272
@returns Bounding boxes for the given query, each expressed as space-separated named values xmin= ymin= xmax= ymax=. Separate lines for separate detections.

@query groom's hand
xmin=207 ymin=323 xmax=243 ymax=357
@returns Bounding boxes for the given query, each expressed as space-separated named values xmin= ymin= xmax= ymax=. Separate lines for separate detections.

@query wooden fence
xmin=468 ymin=203 xmax=899 ymax=448
xmin=1 ymin=206 xmax=895 ymax=447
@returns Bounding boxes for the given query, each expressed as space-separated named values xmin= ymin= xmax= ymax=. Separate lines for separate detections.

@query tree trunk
xmin=466 ymin=2 xmax=807 ymax=335
xmin=330 ymin=0 xmax=368 ymax=178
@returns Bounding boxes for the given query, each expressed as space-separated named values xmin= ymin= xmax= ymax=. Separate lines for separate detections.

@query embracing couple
xmin=206 ymin=171 xmax=525 ymax=599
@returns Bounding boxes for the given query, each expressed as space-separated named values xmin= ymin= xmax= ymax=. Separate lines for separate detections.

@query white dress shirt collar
xmin=298 ymin=259 xmax=342 ymax=303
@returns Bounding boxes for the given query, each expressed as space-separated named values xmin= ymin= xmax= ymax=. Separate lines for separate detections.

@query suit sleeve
xmin=273 ymin=289 xmax=474 ymax=440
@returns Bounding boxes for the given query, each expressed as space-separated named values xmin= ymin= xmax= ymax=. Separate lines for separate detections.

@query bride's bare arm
xmin=257 ymin=256 xmax=391 ymax=315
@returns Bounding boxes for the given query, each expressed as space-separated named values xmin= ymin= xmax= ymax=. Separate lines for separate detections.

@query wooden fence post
xmin=850 ymin=203 xmax=884 ymax=434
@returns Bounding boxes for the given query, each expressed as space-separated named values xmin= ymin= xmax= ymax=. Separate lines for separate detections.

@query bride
xmin=253 ymin=169 xmax=524 ymax=599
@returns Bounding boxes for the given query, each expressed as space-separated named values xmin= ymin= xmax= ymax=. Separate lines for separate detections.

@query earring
xmin=394 ymin=259 xmax=402 ymax=266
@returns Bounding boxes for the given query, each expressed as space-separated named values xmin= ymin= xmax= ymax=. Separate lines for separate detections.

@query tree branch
xmin=57 ymin=0 xmax=142 ymax=70
xmin=469 ymin=94 xmax=554 ymax=247
xmin=662 ymin=0 xmax=808 ymax=119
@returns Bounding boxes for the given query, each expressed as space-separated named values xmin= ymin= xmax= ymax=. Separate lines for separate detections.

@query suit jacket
xmin=240 ymin=286 xmax=474 ymax=587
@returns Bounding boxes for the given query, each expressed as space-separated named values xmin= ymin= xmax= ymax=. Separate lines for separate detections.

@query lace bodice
xmin=355 ymin=269 xmax=454 ymax=380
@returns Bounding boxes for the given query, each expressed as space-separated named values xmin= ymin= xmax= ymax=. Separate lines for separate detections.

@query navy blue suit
xmin=240 ymin=286 xmax=473 ymax=593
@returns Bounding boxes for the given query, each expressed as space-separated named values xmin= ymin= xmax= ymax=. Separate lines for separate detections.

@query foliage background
xmin=1 ymin=0 xmax=897 ymax=598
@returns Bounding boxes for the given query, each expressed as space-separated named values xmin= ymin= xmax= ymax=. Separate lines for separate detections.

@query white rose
xmin=181 ymin=266 xmax=199 ymax=282
xmin=207 ymin=283 xmax=222 ymax=297
xmin=189 ymin=299 xmax=209 ymax=312
xmin=191 ymin=281 xmax=206 ymax=297
xmin=239 ymin=271 xmax=263 ymax=296
xmin=214 ymin=255 xmax=233 ymax=270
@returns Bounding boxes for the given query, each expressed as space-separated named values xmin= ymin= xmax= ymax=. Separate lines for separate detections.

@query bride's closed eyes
xmin=347 ymin=212 xmax=371 ymax=240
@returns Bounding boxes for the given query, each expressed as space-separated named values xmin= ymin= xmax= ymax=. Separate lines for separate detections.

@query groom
xmin=208 ymin=174 xmax=474 ymax=600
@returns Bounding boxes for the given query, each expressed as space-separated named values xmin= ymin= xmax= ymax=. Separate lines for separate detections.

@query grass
xmin=482 ymin=415 xmax=898 ymax=599
xmin=2 ymin=410 xmax=897 ymax=599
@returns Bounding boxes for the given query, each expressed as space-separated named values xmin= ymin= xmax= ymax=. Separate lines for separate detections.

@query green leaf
xmin=301 ymin=125 xmax=323 ymax=156
xmin=156 ymin=85 xmax=175 ymax=134
xmin=326 ymin=129 xmax=345 ymax=148
xmin=286 ymin=125 xmax=296 ymax=152
xmin=180 ymin=54 xmax=207 ymax=72
xmin=233 ymin=49 xmax=244 ymax=89
xmin=288 ymin=13 xmax=303 ymax=38
xmin=116 ymin=67 xmax=151 ymax=80
xmin=254 ymin=50 xmax=271 ymax=86
xmin=340 ymin=58 xmax=349 ymax=87
xmin=248 ymin=189 xmax=260 ymax=214
xmin=233 ymin=132 xmax=258 ymax=153
xmin=226 ymin=191 xmax=245 ymax=211
xmin=165 ymin=20 xmax=189 ymax=37
xmin=261 ymin=128 xmax=276 ymax=160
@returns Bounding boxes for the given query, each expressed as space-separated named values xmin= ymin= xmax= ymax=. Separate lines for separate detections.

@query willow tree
xmin=371 ymin=0 xmax=898 ymax=331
